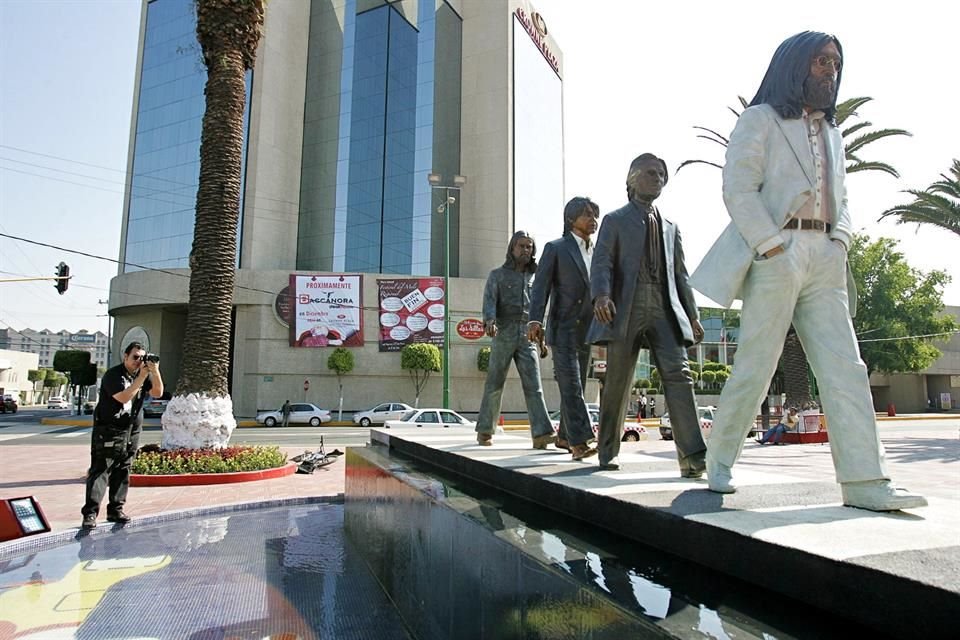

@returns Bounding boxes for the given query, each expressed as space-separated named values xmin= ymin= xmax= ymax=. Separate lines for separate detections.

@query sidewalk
xmin=0 ymin=444 xmax=344 ymax=532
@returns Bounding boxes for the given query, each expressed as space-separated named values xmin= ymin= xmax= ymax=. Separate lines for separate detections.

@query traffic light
xmin=54 ymin=262 xmax=69 ymax=295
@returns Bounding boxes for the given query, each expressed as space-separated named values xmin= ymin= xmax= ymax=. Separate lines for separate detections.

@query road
xmin=2 ymin=406 xmax=957 ymax=447
xmin=0 ymin=408 xmax=373 ymax=449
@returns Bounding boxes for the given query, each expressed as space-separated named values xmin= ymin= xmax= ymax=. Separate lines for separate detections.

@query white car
xmin=549 ymin=409 xmax=647 ymax=442
xmin=352 ymin=402 xmax=414 ymax=427
xmin=47 ymin=396 xmax=70 ymax=409
xmin=659 ymin=406 xmax=716 ymax=440
xmin=384 ymin=409 xmax=476 ymax=429
xmin=256 ymin=402 xmax=332 ymax=427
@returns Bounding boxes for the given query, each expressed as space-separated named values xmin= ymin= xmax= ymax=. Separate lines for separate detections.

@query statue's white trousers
xmin=705 ymin=230 xmax=888 ymax=483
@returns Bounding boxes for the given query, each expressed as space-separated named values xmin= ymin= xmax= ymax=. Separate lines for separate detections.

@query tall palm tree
xmin=161 ymin=0 xmax=265 ymax=450
xmin=678 ymin=97 xmax=910 ymax=407
xmin=879 ymin=159 xmax=960 ymax=237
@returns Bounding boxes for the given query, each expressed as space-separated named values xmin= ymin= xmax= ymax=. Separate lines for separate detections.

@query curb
xmin=130 ymin=462 xmax=297 ymax=486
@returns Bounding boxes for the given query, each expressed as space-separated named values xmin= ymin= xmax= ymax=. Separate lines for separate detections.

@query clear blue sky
xmin=1 ymin=0 xmax=957 ymax=338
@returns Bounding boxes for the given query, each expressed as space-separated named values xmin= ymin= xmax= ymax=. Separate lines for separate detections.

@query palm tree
xmin=161 ymin=0 xmax=265 ymax=450
xmin=678 ymin=97 xmax=910 ymax=407
xmin=879 ymin=159 xmax=960 ymax=237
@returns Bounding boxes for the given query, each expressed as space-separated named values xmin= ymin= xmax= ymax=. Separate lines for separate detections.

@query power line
xmin=858 ymin=330 xmax=959 ymax=343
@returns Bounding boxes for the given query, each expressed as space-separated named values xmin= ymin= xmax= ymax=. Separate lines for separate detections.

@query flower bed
xmin=133 ymin=444 xmax=287 ymax=475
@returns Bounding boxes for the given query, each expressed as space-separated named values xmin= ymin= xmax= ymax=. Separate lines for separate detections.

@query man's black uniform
xmin=82 ymin=363 xmax=152 ymax=520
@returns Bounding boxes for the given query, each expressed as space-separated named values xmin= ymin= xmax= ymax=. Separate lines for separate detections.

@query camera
xmin=144 ymin=353 xmax=160 ymax=363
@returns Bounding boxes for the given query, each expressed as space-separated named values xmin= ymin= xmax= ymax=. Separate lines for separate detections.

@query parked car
xmin=352 ymin=402 xmax=414 ymax=427
xmin=550 ymin=409 xmax=647 ymax=442
xmin=47 ymin=396 xmax=69 ymax=409
xmin=659 ymin=406 xmax=716 ymax=441
xmin=384 ymin=409 xmax=476 ymax=429
xmin=0 ymin=395 xmax=18 ymax=413
xmin=257 ymin=402 xmax=332 ymax=427
xmin=83 ymin=401 xmax=96 ymax=415
xmin=143 ymin=398 xmax=169 ymax=418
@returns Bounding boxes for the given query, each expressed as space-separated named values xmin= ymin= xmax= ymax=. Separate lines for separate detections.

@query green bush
xmin=477 ymin=346 xmax=491 ymax=372
xmin=133 ymin=445 xmax=287 ymax=475
xmin=702 ymin=361 xmax=727 ymax=373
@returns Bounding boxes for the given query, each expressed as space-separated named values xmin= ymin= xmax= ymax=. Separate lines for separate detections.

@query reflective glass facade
xmin=298 ymin=1 xmax=462 ymax=275
xmin=124 ymin=0 xmax=250 ymax=272
xmin=513 ymin=14 xmax=564 ymax=251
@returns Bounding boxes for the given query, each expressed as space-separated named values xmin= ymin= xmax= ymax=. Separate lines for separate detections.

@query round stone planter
xmin=131 ymin=462 xmax=297 ymax=487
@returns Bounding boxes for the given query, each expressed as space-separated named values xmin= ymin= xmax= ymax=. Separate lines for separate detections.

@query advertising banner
xmin=290 ymin=274 xmax=363 ymax=348
xmin=378 ymin=277 xmax=445 ymax=352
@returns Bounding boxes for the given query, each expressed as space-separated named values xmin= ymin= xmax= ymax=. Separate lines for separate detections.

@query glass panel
xmin=298 ymin=0 xmax=461 ymax=275
xmin=512 ymin=15 xmax=563 ymax=252
xmin=125 ymin=0 xmax=250 ymax=273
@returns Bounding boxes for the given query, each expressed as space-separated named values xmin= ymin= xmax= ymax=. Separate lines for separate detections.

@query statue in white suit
xmin=690 ymin=31 xmax=926 ymax=512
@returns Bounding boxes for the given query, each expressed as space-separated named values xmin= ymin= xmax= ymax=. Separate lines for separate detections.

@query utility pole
xmin=98 ymin=300 xmax=112 ymax=366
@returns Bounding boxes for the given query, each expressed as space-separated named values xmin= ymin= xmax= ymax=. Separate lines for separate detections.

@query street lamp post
xmin=427 ymin=173 xmax=466 ymax=409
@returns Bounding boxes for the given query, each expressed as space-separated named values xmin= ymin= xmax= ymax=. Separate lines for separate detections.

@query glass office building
xmin=298 ymin=0 xmax=462 ymax=276
xmin=123 ymin=0 xmax=250 ymax=273
xmin=113 ymin=0 xmax=570 ymax=416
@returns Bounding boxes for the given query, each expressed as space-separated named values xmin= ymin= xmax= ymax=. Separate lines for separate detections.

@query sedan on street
xmin=549 ymin=409 xmax=647 ymax=441
xmin=352 ymin=402 xmax=414 ymax=427
xmin=143 ymin=398 xmax=169 ymax=418
xmin=384 ymin=409 xmax=476 ymax=429
xmin=257 ymin=402 xmax=332 ymax=427
xmin=0 ymin=395 xmax=18 ymax=413
xmin=47 ymin=396 xmax=70 ymax=409
xmin=659 ymin=406 xmax=716 ymax=441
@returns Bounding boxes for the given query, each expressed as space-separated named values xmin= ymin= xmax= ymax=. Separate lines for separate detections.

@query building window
xmin=298 ymin=0 xmax=462 ymax=275
xmin=123 ymin=0 xmax=251 ymax=273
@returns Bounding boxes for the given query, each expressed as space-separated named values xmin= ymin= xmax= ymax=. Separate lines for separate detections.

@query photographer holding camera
xmin=81 ymin=341 xmax=164 ymax=529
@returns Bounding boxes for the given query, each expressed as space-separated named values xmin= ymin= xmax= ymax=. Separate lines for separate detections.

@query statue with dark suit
xmin=528 ymin=197 xmax=601 ymax=461
xmin=588 ymin=153 xmax=706 ymax=474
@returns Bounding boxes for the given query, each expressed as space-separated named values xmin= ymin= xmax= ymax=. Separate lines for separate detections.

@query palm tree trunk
xmin=161 ymin=0 xmax=264 ymax=450
xmin=781 ymin=326 xmax=812 ymax=408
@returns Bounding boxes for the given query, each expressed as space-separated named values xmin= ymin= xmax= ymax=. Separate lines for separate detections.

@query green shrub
xmin=133 ymin=444 xmax=287 ymax=475
xmin=477 ymin=346 xmax=491 ymax=372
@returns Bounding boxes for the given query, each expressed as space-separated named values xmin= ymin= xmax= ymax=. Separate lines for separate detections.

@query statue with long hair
xmin=691 ymin=31 xmax=926 ymax=511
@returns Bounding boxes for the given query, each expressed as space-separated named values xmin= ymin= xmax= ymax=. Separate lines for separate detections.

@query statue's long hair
xmin=562 ymin=197 xmax=600 ymax=236
xmin=749 ymin=31 xmax=843 ymax=123
xmin=625 ymin=153 xmax=669 ymax=202
xmin=503 ymin=230 xmax=537 ymax=272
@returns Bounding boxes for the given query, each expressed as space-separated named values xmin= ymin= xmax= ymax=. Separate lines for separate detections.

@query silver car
xmin=257 ymin=402 xmax=332 ymax=427
xmin=352 ymin=402 xmax=414 ymax=427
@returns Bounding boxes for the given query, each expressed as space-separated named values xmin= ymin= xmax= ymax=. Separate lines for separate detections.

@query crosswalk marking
xmin=56 ymin=429 xmax=90 ymax=438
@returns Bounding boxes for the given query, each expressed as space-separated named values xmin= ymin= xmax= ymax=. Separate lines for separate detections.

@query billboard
xmin=290 ymin=274 xmax=363 ymax=348
xmin=378 ymin=278 xmax=445 ymax=352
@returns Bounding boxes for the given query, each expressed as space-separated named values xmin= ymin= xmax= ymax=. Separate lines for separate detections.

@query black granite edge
xmin=384 ymin=436 xmax=958 ymax=639
xmin=0 ymin=494 xmax=345 ymax=560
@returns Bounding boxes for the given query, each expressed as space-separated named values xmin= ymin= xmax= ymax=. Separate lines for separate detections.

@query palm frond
xmin=692 ymin=126 xmax=729 ymax=146
xmin=879 ymin=177 xmax=960 ymax=236
xmin=840 ymin=121 xmax=871 ymax=138
xmin=846 ymin=161 xmax=900 ymax=178
xmin=929 ymin=178 xmax=960 ymax=199
xmin=835 ymin=96 xmax=873 ymax=125
xmin=676 ymin=159 xmax=724 ymax=173
xmin=844 ymin=128 xmax=912 ymax=155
